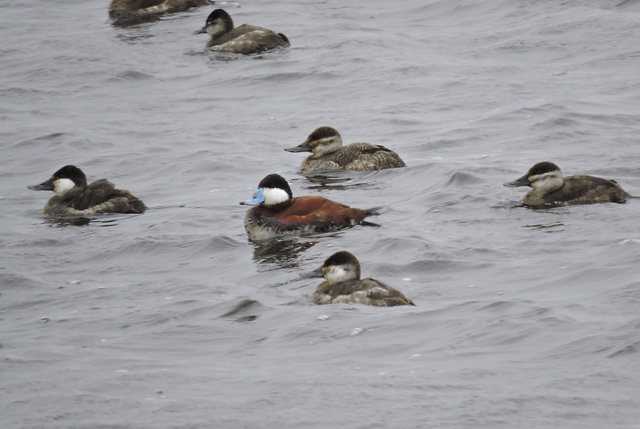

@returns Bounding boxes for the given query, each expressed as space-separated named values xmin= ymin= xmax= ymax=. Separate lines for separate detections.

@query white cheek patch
xmin=262 ymin=187 xmax=289 ymax=206
xmin=530 ymin=171 xmax=562 ymax=190
xmin=530 ymin=171 xmax=555 ymax=181
xmin=324 ymin=265 xmax=350 ymax=283
xmin=53 ymin=178 xmax=76 ymax=195
xmin=207 ymin=22 xmax=225 ymax=37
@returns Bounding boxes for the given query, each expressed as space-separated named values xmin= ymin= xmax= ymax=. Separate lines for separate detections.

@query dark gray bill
xmin=28 ymin=178 xmax=54 ymax=191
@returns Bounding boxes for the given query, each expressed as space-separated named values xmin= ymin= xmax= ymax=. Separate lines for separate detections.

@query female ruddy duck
xmin=197 ymin=9 xmax=290 ymax=54
xmin=305 ymin=251 xmax=415 ymax=307
xmin=109 ymin=0 xmax=212 ymax=27
xmin=29 ymin=165 xmax=146 ymax=216
xmin=239 ymin=174 xmax=379 ymax=241
xmin=285 ymin=126 xmax=406 ymax=172
xmin=504 ymin=161 xmax=631 ymax=208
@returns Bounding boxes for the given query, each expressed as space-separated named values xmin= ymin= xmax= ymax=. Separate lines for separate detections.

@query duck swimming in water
xmin=504 ymin=161 xmax=631 ymax=208
xmin=304 ymin=251 xmax=415 ymax=307
xmin=239 ymin=174 xmax=379 ymax=241
xmin=29 ymin=165 xmax=146 ymax=216
xmin=197 ymin=9 xmax=290 ymax=54
xmin=109 ymin=0 xmax=212 ymax=27
xmin=285 ymin=126 xmax=406 ymax=172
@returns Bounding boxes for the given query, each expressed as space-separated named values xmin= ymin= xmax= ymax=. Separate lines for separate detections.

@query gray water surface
xmin=2 ymin=0 xmax=640 ymax=428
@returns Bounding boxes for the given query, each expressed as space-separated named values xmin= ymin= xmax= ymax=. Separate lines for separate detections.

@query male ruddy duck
xmin=197 ymin=9 xmax=290 ymax=54
xmin=285 ymin=126 xmax=406 ymax=172
xmin=239 ymin=174 xmax=379 ymax=241
xmin=29 ymin=165 xmax=146 ymax=216
xmin=305 ymin=251 xmax=415 ymax=307
xmin=504 ymin=161 xmax=631 ymax=208
xmin=109 ymin=0 xmax=212 ymax=27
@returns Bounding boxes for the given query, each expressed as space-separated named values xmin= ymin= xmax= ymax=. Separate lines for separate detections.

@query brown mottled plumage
xmin=285 ymin=126 xmax=406 ymax=171
xmin=29 ymin=165 xmax=146 ymax=216
xmin=504 ymin=161 xmax=631 ymax=208
xmin=306 ymin=251 xmax=415 ymax=307
xmin=109 ymin=0 xmax=212 ymax=27
xmin=197 ymin=9 xmax=290 ymax=54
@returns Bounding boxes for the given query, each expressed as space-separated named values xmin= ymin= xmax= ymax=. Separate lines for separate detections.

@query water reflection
xmin=44 ymin=216 xmax=126 ymax=228
xmin=300 ymin=170 xmax=380 ymax=187
xmin=251 ymin=237 xmax=317 ymax=269
xmin=523 ymin=222 xmax=564 ymax=231
xmin=219 ymin=298 xmax=263 ymax=323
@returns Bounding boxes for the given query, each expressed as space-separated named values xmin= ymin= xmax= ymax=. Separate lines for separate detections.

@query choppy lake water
xmin=2 ymin=0 xmax=640 ymax=427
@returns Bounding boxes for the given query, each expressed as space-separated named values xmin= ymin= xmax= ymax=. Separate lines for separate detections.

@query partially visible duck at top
xmin=197 ymin=9 xmax=290 ymax=54
xmin=504 ymin=161 xmax=631 ymax=208
xmin=239 ymin=173 xmax=379 ymax=241
xmin=109 ymin=0 xmax=213 ymax=27
xmin=28 ymin=165 xmax=146 ymax=216
xmin=284 ymin=126 xmax=406 ymax=172
xmin=304 ymin=251 xmax=415 ymax=307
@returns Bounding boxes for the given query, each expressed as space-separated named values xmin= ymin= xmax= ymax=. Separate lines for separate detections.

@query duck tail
xmin=365 ymin=206 xmax=383 ymax=217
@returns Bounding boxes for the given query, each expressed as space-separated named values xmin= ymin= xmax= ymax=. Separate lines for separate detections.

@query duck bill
xmin=28 ymin=177 xmax=54 ymax=191
xmin=300 ymin=266 xmax=324 ymax=279
xmin=239 ymin=188 xmax=266 ymax=206
xmin=284 ymin=139 xmax=312 ymax=153
xmin=503 ymin=175 xmax=530 ymax=187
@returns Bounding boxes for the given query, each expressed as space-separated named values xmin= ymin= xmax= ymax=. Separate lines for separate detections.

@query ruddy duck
xmin=304 ymin=251 xmax=415 ymax=306
xmin=109 ymin=0 xmax=212 ymax=27
xmin=197 ymin=9 xmax=290 ymax=54
xmin=504 ymin=161 xmax=631 ymax=208
xmin=239 ymin=174 xmax=379 ymax=241
xmin=285 ymin=126 xmax=406 ymax=172
xmin=28 ymin=165 xmax=146 ymax=216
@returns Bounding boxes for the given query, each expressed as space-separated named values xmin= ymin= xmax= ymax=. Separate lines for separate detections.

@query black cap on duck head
xmin=28 ymin=165 xmax=87 ymax=192
xmin=324 ymin=250 xmax=358 ymax=266
xmin=302 ymin=251 xmax=361 ymax=280
xmin=257 ymin=173 xmax=293 ymax=199
xmin=324 ymin=251 xmax=361 ymax=276
xmin=206 ymin=9 xmax=232 ymax=25
xmin=527 ymin=161 xmax=560 ymax=176
xmin=53 ymin=165 xmax=87 ymax=185
xmin=309 ymin=126 xmax=340 ymax=141
xmin=285 ymin=126 xmax=341 ymax=153
xmin=197 ymin=9 xmax=232 ymax=34
xmin=504 ymin=161 xmax=561 ymax=188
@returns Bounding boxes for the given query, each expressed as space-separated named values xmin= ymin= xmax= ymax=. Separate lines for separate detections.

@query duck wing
xmin=209 ymin=24 xmax=289 ymax=54
xmin=69 ymin=180 xmax=145 ymax=213
xmin=326 ymin=143 xmax=406 ymax=170
xmin=543 ymin=175 xmax=630 ymax=206
xmin=315 ymin=278 xmax=415 ymax=306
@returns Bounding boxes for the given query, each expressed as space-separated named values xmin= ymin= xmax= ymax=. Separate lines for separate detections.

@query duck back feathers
xmin=44 ymin=180 xmax=146 ymax=216
xmin=109 ymin=0 xmax=212 ymax=27
xmin=200 ymin=9 xmax=290 ymax=54
xmin=304 ymin=142 xmax=406 ymax=171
